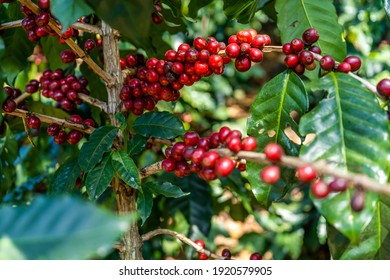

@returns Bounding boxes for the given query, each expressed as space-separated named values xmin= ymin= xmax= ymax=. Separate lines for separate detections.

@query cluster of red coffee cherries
xmin=119 ymin=29 xmax=270 ymax=115
xmin=194 ymin=239 xmax=262 ymax=260
xmin=162 ymin=126 xmax=257 ymax=181
xmin=260 ymin=143 xmax=365 ymax=212
xmin=283 ymin=28 xmax=362 ymax=76
xmin=46 ymin=114 xmax=95 ymax=145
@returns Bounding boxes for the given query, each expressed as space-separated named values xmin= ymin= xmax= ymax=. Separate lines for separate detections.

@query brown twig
xmin=21 ymin=116 xmax=36 ymax=147
xmin=4 ymin=109 xmax=95 ymax=134
xmin=17 ymin=0 xmax=114 ymax=86
xmin=0 ymin=19 xmax=22 ymax=30
xmin=78 ymin=92 xmax=108 ymax=112
xmin=139 ymin=148 xmax=390 ymax=196
xmin=141 ymin=228 xmax=224 ymax=260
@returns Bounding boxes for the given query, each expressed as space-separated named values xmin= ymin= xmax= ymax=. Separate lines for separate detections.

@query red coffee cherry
xmin=260 ymin=165 xmax=280 ymax=184
xmin=194 ymin=239 xmax=205 ymax=249
xmin=311 ymin=180 xmax=330 ymax=199
xmin=320 ymin=55 xmax=335 ymax=71
xmin=67 ymin=130 xmax=83 ymax=145
xmin=215 ymin=157 xmax=235 ymax=178
xmin=241 ymin=136 xmax=257 ymax=151
xmin=27 ymin=116 xmax=41 ymax=129
xmin=376 ymin=78 xmax=390 ymax=98
xmin=264 ymin=143 xmax=284 ymax=161
xmin=201 ymin=151 xmax=220 ymax=168
xmin=296 ymin=165 xmax=317 ymax=183
xmin=162 ymin=158 xmax=176 ymax=172
xmin=302 ymin=28 xmax=319 ymax=45
xmin=249 ymin=252 xmax=262 ymax=260
xmin=343 ymin=55 xmax=361 ymax=72
xmin=328 ymin=178 xmax=348 ymax=192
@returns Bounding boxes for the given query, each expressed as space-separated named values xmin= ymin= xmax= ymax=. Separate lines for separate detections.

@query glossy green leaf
xmin=85 ymin=154 xmax=115 ymax=200
xmin=51 ymin=0 xmax=93 ymax=31
xmin=247 ymin=70 xmax=308 ymax=208
xmin=299 ymin=72 xmax=390 ymax=242
xmin=0 ymin=28 xmax=34 ymax=83
xmin=187 ymin=0 xmax=210 ymax=18
xmin=0 ymin=196 xmax=132 ymax=259
xmin=275 ymin=0 xmax=346 ymax=61
xmin=85 ymin=0 xmax=153 ymax=46
xmin=132 ymin=111 xmax=185 ymax=139
xmin=384 ymin=0 xmax=390 ymax=19
xmin=168 ymin=174 xmax=213 ymax=235
xmin=78 ymin=126 xmax=118 ymax=171
xmin=128 ymin=134 xmax=148 ymax=155
xmin=223 ymin=0 xmax=259 ymax=23
xmin=144 ymin=181 xmax=189 ymax=198
xmin=51 ymin=157 xmax=81 ymax=194
xmin=137 ymin=187 xmax=153 ymax=225
xmin=328 ymin=196 xmax=390 ymax=259
xmin=111 ymin=150 xmax=141 ymax=189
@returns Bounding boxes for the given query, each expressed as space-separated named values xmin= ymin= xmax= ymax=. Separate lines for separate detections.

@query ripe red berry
xmin=54 ymin=130 xmax=67 ymax=144
xmin=227 ymin=137 xmax=242 ymax=153
xmin=296 ymin=165 xmax=317 ymax=182
xmin=38 ymin=0 xmax=50 ymax=11
xmin=284 ymin=54 xmax=299 ymax=68
xmin=376 ymin=78 xmax=390 ymax=98
xmin=27 ymin=116 xmax=41 ymax=129
xmin=194 ymin=239 xmax=205 ymax=248
xmin=191 ymin=148 xmax=206 ymax=164
xmin=193 ymin=37 xmax=207 ymax=51
xmin=218 ymin=126 xmax=231 ymax=143
xmin=302 ymin=28 xmax=319 ymax=45
xmin=234 ymin=55 xmax=251 ymax=72
xmin=260 ymin=165 xmax=280 ymax=184
xmin=309 ymin=45 xmax=322 ymax=54
xmin=60 ymin=50 xmax=76 ymax=64
xmin=208 ymin=54 xmax=223 ymax=69
xmin=343 ymin=56 xmax=361 ymax=72
xmin=194 ymin=61 xmax=209 ymax=75
xmin=84 ymin=39 xmax=96 ymax=52
xmin=282 ymin=43 xmax=293 ymax=55
xmin=311 ymin=180 xmax=330 ymax=199
xmin=221 ymin=248 xmax=232 ymax=260
xmin=215 ymin=157 xmax=235 ymax=177
xmin=198 ymin=253 xmax=208 ymax=260
xmin=151 ymin=12 xmax=164 ymax=24
xmin=241 ymin=136 xmax=257 ymax=151
xmin=184 ymin=131 xmax=200 ymax=147
xmin=162 ymin=158 xmax=176 ymax=172
xmin=251 ymin=35 xmax=265 ymax=49
xmin=69 ymin=114 xmax=83 ymax=124
xmin=237 ymin=30 xmax=253 ymax=44
xmin=197 ymin=137 xmax=210 ymax=150
xmin=249 ymin=252 xmax=262 ymax=260
xmin=337 ymin=62 xmax=351 ymax=73
xmin=351 ymin=190 xmax=365 ymax=212
xmin=22 ymin=16 xmax=36 ymax=31
xmin=67 ymin=130 xmax=83 ymax=145
xmin=264 ymin=143 xmax=284 ymax=161
xmin=206 ymin=41 xmax=220 ymax=54
xmin=35 ymin=12 xmax=50 ymax=27
xmin=47 ymin=123 xmax=60 ymax=136
xmin=83 ymin=119 xmax=95 ymax=127
xmin=202 ymin=151 xmax=220 ymax=168
xmin=298 ymin=50 xmax=314 ymax=65
xmin=290 ymin=38 xmax=304 ymax=52
xmin=249 ymin=48 xmax=263 ymax=63
xmin=328 ymin=178 xmax=348 ymax=192
xmin=320 ymin=55 xmax=335 ymax=71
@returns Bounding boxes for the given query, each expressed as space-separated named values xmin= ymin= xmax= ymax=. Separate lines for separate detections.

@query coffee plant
xmin=0 ymin=0 xmax=389 ymax=260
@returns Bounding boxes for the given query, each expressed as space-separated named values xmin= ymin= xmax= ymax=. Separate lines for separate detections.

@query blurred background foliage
xmin=1 ymin=0 xmax=389 ymax=260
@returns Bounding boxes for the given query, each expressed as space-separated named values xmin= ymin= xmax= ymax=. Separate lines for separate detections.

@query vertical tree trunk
xmin=101 ymin=21 xmax=143 ymax=260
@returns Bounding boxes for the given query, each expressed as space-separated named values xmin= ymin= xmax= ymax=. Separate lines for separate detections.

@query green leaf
xmin=51 ymin=157 xmax=81 ymax=194
xmin=111 ymin=150 xmax=141 ymax=189
xmin=137 ymin=187 xmax=153 ymax=225
xmin=0 ymin=37 xmax=5 ymax=60
xmin=223 ymin=0 xmax=259 ymax=23
xmin=144 ymin=181 xmax=189 ymax=198
xmin=247 ymin=70 xmax=308 ymax=208
xmin=85 ymin=154 xmax=115 ymax=200
xmin=187 ymin=0 xmax=210 ymax=18
xmin=384 ymin=0 xmax=390 ymax=20
xmin=299 ymin=72 xmax=390 ymax=242
xmin=128 ymin=134 xmax=148 ymax=155
xmin=50 ymin=0 xmax=93 ymax=31
xmin=0 ymin=195 xmax=132 ymax=259
xmin=275 ymin=0 xmax=346 ymax=61
xmin=85 ymin=0 xmax=153 ymax=46
xmin=0 ymin=28 xmax=34 ymax=83
xmin=132 ymin=111 xmax=185 ymax=139
xmin=78 ymin=126 xmax=118 ymax=171
xmin=328 ymin=196 xmax=390 ymax=259
xmin=40 ymin=36 xmax=72 ymax=70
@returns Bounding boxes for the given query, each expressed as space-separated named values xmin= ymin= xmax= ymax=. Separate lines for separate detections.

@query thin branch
xmin=14 ymin=92 xmax=31 ymax=106
xmin=3 ymin=109 xmax=95 ymax=134
xmin=71 ymin=22 xmax=101 ymax=35
xmin=141 ymin=228 xmax=224 ymax=260
xmin=139 ymin=148 xmax=390 ymax=196
xmin=140 ymin=161 xmax=163 ymax=179
xmin=0 ymin=19 xmax=22 ymax=30
xmin=78 ymin=92 xmax=108 ymax=112
xmin=17 ymin=0 xmax=114 ymax=86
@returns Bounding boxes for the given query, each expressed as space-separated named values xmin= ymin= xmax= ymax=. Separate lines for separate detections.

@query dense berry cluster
xmin=162 ymin=126 xmax=257 ymax=181
xmin=283 ymin=28 xmax=361 ymax=76
xmin=259 ymin=143 xmax=365 ymax=212
xmin=119 ymin=29 xmax=270 ymax=115
xmin=46 ymin=114 xmax=95 ymax=145
xmin=2 ymin=86 xmax=22 ymax=113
